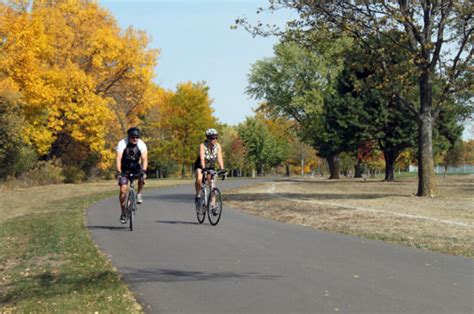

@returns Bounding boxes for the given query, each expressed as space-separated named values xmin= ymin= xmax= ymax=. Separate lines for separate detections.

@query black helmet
xmin=127 ymin=127 xmax=140 ymax=138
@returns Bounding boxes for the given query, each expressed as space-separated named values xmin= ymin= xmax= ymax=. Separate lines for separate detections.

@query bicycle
xmin=123 ymin=173 xmax=140 ymax=231
xmin=196 ymin=168 xmax=227 ymax=225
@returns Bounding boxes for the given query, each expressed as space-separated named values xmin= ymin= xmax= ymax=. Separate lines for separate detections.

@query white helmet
xmin=205 ymin=128 xmax=218 ymax=137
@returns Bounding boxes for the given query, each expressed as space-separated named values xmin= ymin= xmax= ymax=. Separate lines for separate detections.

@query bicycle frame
xmin=125 ymin=173 xmax=138 ymax=231
xmin=201 ymin=169 xmax=218 ymax=204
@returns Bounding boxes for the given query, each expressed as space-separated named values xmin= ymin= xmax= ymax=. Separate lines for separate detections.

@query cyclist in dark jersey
xmin=116 ymin=127 xmax=148 ymax=224
xmin=193 ymin=128 xmax=224 ymax=205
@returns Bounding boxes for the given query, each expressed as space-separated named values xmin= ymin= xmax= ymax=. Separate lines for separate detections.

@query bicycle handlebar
xmin=202 ymin=168 xmax=228 ymax=181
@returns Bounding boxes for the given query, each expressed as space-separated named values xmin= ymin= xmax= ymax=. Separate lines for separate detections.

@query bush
xmin=13 ymin=145 xmax=39 ymax=176
xmin=62 ymin=166 xmax=86 ymax=184
xmin=98 ymin=169 xmax=115 ymax=180
xmin=19 ymin=160 xmax=65 ymax=186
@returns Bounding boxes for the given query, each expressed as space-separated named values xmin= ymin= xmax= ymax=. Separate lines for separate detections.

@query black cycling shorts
xmin=118 ymin=171 xmax=144 ymax=186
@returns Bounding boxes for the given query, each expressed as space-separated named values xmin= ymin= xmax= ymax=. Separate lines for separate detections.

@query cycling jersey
xmin=116 ymin=139 xmax=147 ymax=173
xmin=194 ymin=141 xmax=219 ymax=170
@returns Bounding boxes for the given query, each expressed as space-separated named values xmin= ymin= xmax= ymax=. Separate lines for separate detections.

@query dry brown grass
xmin=0 ymin=179 xmax=191 ymax=222
xmin=225 ymin=175 xmax=474 ymax=257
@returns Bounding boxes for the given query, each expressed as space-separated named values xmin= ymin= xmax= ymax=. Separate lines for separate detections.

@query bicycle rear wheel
xmin=207 ymin=188 xmax=222 ymax=226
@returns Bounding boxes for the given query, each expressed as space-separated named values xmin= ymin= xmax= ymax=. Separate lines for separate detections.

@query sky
xmin=100 ymin=0 xmax=295 ymax=126
xmin=100 ymin=0 xmax=472 ymax=139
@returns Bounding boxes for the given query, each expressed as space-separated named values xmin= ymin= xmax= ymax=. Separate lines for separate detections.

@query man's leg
xmin=119 ymin=180 xmax=128 ymax=223
xmin=137 ymin=176 xmax=145 ymax=204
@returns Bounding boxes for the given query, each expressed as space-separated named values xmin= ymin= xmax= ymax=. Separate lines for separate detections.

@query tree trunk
xmin=327 ymin=155 xmax=340 ymax=179
xmin=417 ymin=71 xmax=436 ymax=197
xmin=354 ymin=158 xmax=363 ymax=178
xmin=301 ymin=152 xmax=304 ymax=177
xmin=286 ymin=164 xmax=290 ymax=177
xmin=257 ymin=164 xmax=264 ymax=176
xmin=181 ymin=162 xmax=185 ymax=179
xmin=383 ymin=150 xmax=397 ymax=181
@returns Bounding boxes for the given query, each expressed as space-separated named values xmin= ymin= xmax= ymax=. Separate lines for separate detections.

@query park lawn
xmin=225 ymin=175 xmax=474 ymax=257
xmin=0 ymin=179 xmax=189 ymax=312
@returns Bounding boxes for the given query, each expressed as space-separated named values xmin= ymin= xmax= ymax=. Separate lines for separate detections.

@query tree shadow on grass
xmin=277 ymin=179 xmax=409 ymax=185
xmin=224 ymin=192 xmax=407 ymax=202
xmin=0 ymin=268 xmax=279 ymax=305
xmin=0 ymin=270 xmax=120 ymax=305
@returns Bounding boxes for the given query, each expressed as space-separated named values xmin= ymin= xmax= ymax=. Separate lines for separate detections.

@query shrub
xmin=19 ymin=160 xmax=65 ymax=186
xmin=13 ymin=145 xmax=39 ymax=176
xmin=62 ymin=166 xmax=86 ymax=184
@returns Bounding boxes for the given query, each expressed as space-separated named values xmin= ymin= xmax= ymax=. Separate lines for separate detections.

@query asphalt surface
xmin=87 ymin=179 xmax=473 ymax=314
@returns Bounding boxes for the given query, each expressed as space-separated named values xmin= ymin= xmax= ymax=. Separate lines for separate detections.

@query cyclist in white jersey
xmin=193 ymin=128 xmax=224 ymax=205
xmin=116 ymin=127 xmax=148 ymax=224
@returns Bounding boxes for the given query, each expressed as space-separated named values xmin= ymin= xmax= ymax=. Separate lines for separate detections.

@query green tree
xmin=247 ymin=41 xmax=352 ymax=179
xmin=238 ymin=115 xmax=288 ymax=175
xmin=336 ymin=42 xmax=419 ymax=181
xmin=240 ymin=0 xmax=473 ymax=196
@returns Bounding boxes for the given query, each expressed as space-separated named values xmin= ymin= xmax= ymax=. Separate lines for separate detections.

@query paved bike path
xmin=87 ymin=179 xmax=473 ymax=313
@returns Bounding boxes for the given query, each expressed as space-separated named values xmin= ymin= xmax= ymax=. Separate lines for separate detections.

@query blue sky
xmin=100 ymin=0 xmax=294 ymax=126
xmin=100 ymin=0 xmax=472 ymax=139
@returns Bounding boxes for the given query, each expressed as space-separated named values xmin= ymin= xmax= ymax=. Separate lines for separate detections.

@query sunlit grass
xmin=226 ymin=175 xmax=474 ymax=257
xmin=0 ymin=179 xmax=190 ymax=312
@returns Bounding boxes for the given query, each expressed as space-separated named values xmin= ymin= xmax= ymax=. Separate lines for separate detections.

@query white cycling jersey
xmin=116 ymin=138 xmax=147 ymax=153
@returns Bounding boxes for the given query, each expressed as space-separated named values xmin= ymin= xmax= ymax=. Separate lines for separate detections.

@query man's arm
xmin=116 ymin=151 xmax=123 ymax=173
xmin=141 ymin=150 xmax=148 ymax=174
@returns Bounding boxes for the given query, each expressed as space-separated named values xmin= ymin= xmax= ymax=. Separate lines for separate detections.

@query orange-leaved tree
xmin=0 ymin=0 xmax=159 ymax=171
xmin=157 ymin=82 xmax=216 ymax=178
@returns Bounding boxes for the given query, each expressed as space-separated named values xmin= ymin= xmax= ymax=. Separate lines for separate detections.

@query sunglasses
xmin=130 ymin=136 xmax=139 ymax=139
xmin=210 ymin=137 xmax=218 ymax=140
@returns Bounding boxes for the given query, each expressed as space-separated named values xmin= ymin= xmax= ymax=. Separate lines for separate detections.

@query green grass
xmin=0 ymin=191 xmax=142 ymax=313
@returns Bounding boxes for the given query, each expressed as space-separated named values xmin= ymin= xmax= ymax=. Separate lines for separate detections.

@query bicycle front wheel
xmin=207 ymin=188 xmax=222 ymax=226
xmin=127 ymin=190 xmax=136 ymax=231
xmin=196 ymin=198 xmax=206 ymax=224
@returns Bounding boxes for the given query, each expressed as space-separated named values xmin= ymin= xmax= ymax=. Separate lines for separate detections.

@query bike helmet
xmin=127 ymin=127 xmax=141 ymax=138
xmin=205 ymin=128 xmax=218 ymax=138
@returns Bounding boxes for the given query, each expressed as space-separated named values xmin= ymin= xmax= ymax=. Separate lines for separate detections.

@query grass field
xmin=1 ymin=175 xmax=472 ymax=311
xmin=0 ymin=179 xmax=190 ymax=312
xmin=225 ymin=175 xmax=474 ymax=257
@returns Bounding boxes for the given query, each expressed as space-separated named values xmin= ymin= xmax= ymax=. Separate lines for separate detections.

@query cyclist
xmin=194 ymin=128 xmax=224 ymax=205
xmin=116 ymin=127 xmax=148 ymax=224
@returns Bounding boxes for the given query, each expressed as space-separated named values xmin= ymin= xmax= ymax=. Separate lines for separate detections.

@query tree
xmin=238 ymin=114 xmax=288 ymax=175
xmin=218 ymin=124 xmax=247 ymax=177
xmin=336 ymin=41 xmax=419 ymax=181
xmin=247 ymin=41 xmax=350 ymax=179
xmin=141 ymin=88 xmax=176 ymax=178
xmin=440 ymin=140 xmax=464 ymax=176
xmin=0 ymin=82 xmax=38 ymax=179
xmin=156 ymin=82 xmax=216 ymax=178
xmin=0 ymin=0 xmax=159 ymax=172
xmin=462 ymin=140 xmax=474 ymax=165
xmin=240 ymin=0 xmax=473 ymax=196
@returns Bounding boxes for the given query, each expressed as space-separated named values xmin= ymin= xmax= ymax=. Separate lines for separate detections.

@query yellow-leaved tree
xmin=149 ymin=82 xmax=217 ymax=178
xmin=0 ymin=0 xmax=160 ymax=173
